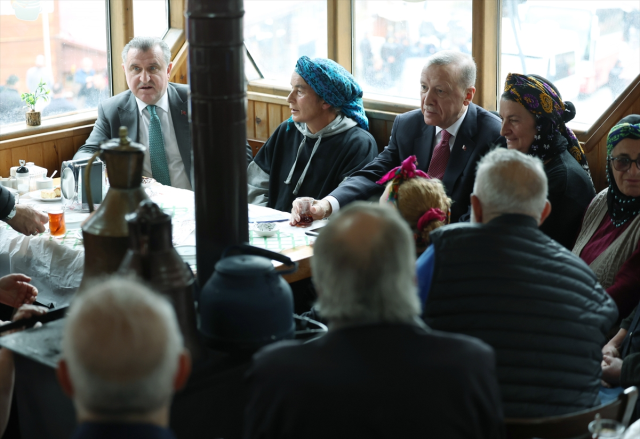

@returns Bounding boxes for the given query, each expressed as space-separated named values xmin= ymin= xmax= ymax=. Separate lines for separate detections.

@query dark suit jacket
xmin=331 ymin=104 xmax=502 ymax=222
xmin=245 ymin=323 xmax=505 ymax=439
xmin=74 ymin=83 xmax=192 ymax=185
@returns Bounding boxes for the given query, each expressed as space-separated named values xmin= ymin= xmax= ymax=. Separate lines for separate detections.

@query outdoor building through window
xmin=0 ymin=0 xmax=109 ymax=129
xmin=500 ymin=0 xmax=640 ymax=130
xmin=354 ymin=0 xmax=473 ymax=102
xmin=244 ymin=0 xmax=327 ymax=85
xmin=133 ymin=0 xmax=169 ymax=39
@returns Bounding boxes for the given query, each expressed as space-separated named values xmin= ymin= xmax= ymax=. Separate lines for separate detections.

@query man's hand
xmin=602 ymin=354 xmax=623 ymax=387
xmin=290 ymin=198 xmax=332 ymax=226
xmin=5 ymin=205 xmax=48 ymax=236
xmin=0 ymin=275 xmax=38 ymax=308
xmin=602 ymin=342 xmax=621 ymax=359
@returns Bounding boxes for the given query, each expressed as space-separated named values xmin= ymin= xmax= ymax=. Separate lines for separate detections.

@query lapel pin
xmin=181 ymin=110 xmax=187 ymax=116
xmin=462 ymin=145 xmax=467 ymax=151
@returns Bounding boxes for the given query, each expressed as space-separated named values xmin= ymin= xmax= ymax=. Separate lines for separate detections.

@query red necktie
xmin=427 ymin=130 xmax=451 ymax=180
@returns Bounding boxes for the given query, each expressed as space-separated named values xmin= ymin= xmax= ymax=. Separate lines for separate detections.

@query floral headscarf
xmin=293 ymin=56 xmax=368 ymax=131
xmin=503 ymin=73 xmax=590 ymax=176
xmin=606 ymin=116 xmax=640 ymax=227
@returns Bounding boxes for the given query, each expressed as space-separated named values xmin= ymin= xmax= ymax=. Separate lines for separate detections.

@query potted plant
xmin=21 ymin=79 xmax=50 ymax=126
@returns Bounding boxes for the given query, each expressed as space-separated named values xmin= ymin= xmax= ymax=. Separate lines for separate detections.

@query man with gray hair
xmin=246 ymin=203 xmax=505 ymax=438
xmin=56 ymin=278 xmax=191 ymax=438
xmin=291 ymin=50 xmax=502 ymax=224
xmin=418 ymin=148 xmax=618 ymax=418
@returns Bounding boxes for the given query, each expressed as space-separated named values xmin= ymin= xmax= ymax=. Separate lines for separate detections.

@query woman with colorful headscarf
xmin=499 ymin=73 xmax=595 ymax=249
xmin=377 ymin=155 xmax=451 ymax=253
xmin=248 ymin=56 xmax=377 ymax=212
xmin=572 ymin=115 xmax=640 ymax=319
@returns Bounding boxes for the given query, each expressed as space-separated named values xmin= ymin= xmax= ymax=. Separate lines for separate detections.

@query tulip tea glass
xmin=48 ymin=209 xmax=67 ymax=237
xmin=296 ymin=197 xmax=314 ymax=225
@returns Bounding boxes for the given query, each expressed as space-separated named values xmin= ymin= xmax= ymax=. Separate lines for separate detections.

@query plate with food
xmin=28 ymin=187 xmax=61 ymax=201
xmin=142 ymin=177 xmax=156 ymax=188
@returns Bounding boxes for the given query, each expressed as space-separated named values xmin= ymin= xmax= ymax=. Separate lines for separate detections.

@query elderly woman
xmin=573 ymin=115 xmax=640 ymax=318
xmin=377 ymin=155 xmax=451 ymax=253
xmin=499 ymin=74 xmax=595 ymax=249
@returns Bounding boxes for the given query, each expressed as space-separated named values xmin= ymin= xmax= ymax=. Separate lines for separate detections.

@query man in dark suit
xmin=74 ymin=36 xmax=193 ymax=189
xmin=290 ymin=50 xmax=502 ymax=223
xmin=57 ymin=278 xmax=191 ymax=439
xmin=245 ymin=203 xmax=505 ymax=439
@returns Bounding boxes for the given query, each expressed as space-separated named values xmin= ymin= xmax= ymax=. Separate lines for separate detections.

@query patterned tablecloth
xmin=0 ymin=184 xmax=319 ymax=308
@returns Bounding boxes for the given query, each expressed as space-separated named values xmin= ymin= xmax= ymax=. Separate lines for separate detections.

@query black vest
xmin=425 ymin=214 xmax=618 ymax=418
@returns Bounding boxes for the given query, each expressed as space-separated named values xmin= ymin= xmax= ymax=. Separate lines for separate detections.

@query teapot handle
xmin=222 ymin=244 xmax=298 ymax=275
xmin=83 ymin=151 xmax=101 ymax=213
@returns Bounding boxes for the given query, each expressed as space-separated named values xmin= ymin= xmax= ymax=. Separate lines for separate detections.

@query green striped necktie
xmin=147 ymin=104 xmax=171 ymax=186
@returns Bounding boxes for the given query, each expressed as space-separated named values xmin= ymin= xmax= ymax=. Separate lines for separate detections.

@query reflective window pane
xmin=244 ymin=1 xmax=327 ymax=84
xmin=355 ymin=0 xmax=473 ymax=101
xmin=133 ymin=0 xmax=168 ymax=38
xmin=501 ymin=1 xmax=640 ymax=130
xmin=0 ymin=0 xmax=110 ymax=127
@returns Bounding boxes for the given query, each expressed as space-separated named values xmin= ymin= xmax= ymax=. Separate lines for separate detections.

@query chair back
xmin=505 ymin=386 xmax=638 ymax=439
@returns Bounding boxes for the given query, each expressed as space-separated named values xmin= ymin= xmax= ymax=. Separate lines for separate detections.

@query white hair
xmin=62 ymin=278 xmax=183 ymax=416
xmin=424 ymin=50 xmax=476 ymax=91
xmin=474 ymin=148 xmax=548 ymax=220
xmin=311 ymin=203 xmax=421 ymax=324
xmin=122 ymin=36 xmax=171 ymax=66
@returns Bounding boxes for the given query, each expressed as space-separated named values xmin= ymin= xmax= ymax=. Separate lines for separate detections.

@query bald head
xmin=473 ymin=148 xmax=548 ymax=222
xmin=311 ymin=203 xmax=421 ymax=325
xmin=60 ymin=278 xmax=184 ymax=418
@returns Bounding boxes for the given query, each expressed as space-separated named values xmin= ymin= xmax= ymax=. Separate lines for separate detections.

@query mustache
xmin=423 ymin=105 xmax=437 ymax=113
xmin=137 ymin=83 xmax=155 ymax=89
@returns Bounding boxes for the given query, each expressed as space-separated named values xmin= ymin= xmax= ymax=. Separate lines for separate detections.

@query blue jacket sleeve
xmin=416 ymin=244 xmax=435 ymax=311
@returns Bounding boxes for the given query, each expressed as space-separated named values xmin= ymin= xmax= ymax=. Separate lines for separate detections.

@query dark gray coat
xmin=424 ymin=214 xmax=618 ymax=418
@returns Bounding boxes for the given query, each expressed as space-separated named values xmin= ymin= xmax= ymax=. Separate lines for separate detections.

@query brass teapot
xmin=79 ymin=126 xmax=148 ymax=289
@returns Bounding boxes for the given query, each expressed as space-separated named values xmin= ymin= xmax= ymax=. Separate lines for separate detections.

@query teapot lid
xmin=101 ymin=126 xmax=146 ymax=153
xmin=16 ymin=160 xmax=29 ymax=174
xmin=215 ymin=255 xmax=275 ymax=277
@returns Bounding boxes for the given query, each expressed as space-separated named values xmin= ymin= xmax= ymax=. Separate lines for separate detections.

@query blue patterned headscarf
xmin=294 ymin=56 xmax=369 ymax=131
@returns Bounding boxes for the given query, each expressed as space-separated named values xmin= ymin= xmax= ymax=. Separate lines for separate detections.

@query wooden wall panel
xmin=42 ymin=141 xmax=58 ymax=174
xmin=267 ymin=104 xmax=283 ymax=134
xmin=254 ymin=102 xmax=269 ymax=141
xmin=246 ymin=100 xmax=255 ymax=140
xmin=11 ymin=147 xmax=28 ymax=169
xmin=281 ymin=106 xmax=290 ymax=123
xmin=369 ymin=118 xmax=387 ymax=153
xmin=0 ymin=151 xmax=12 ymax=178
xmin=27 ymin=144 xmax=44 ymax=168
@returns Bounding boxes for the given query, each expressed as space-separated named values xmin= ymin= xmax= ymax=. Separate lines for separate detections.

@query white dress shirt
xmin=135 ymin=93 xmax=192 ymax=190
xmin=326 ymin=106 xmax=469 ymax=214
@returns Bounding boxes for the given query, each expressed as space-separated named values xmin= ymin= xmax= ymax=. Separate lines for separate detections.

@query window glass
xmin=354 ymin=0 xmax=473 ymax=101
xmin=0 ymin=0 xmax=110 ymax=128
xmin=133 ymin=0 xmax=168 ymax=39
xmin=244 ymin=0 xmax=327 ymax=84
xmin=500 ymin=0 xmax=640 ymax=130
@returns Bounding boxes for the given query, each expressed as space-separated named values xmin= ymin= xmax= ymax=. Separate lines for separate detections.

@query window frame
xmin=0 ymin=0 xmax=185 ymax=142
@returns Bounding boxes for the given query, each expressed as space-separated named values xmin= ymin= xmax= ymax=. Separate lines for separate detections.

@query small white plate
xmin=27 ymin=190 xmax=61 ymax=202
xmin=175 ymin=245 xmax=196 ymax=266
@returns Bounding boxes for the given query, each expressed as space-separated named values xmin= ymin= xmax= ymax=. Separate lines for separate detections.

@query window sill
xmin=0 ymin=111 xmax=98 ymax=143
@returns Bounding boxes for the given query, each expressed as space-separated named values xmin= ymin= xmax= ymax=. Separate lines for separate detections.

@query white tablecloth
xmin=0 ymin=184 xmax=319 ymax=308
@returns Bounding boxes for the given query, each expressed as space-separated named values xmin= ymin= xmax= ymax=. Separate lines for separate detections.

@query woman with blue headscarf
xmin=573 ymin=115 xmax=640 ymax=319
xmin=248 ymin=56 xmax=377 ymax=212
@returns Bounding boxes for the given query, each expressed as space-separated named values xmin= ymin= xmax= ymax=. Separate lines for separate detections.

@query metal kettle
xmin=79 ymin=126 xmax=149 ymax=289
xmin=118 ymin=200 xmax=203 ymax=359
xmin=199 ymin=244 xmax=298 ymax=352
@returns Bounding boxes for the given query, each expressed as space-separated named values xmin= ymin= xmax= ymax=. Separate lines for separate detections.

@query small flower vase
xmin=25 ymin=110 xmax=41 ymax=126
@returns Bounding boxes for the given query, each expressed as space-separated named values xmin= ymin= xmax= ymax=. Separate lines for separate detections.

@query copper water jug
xmin=118 ymin=200 xmax=203 ymax=359
xmin=79 ymin=126 xmax=149 ymax=289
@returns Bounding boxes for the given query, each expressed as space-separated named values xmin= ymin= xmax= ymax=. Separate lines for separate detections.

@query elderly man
xmin=248 ymin=56 xmax=377 ymax=212
xmin=245 ymin=203 xmax=505 ymax=438
xmin=291 ymin=50 xmax=501 ymax=224
xmin=74 ymin=37 xmax=193 ymax=189
xmin=56 ymin=278 xmax=191 ymax=438
xmin=419 ymin=148 xmax=618 ymax=418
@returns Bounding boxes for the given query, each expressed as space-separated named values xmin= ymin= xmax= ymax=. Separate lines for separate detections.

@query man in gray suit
xmin=74 ymin=37 xmax=193 ymax=189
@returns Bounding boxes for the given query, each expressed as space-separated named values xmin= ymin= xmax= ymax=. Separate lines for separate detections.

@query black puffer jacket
xmin=424 ymin=214 xmax=618 ymax=418
xmin=0 ymin=186 xmax=14 ymax=220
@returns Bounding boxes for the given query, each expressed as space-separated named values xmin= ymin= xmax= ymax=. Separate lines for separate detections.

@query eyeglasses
xmin=608 ymin=156 xmax=640 ymax=172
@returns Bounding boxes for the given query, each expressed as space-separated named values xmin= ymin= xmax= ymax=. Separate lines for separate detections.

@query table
xmin=0 ymin=182 xmax=318 ymax=308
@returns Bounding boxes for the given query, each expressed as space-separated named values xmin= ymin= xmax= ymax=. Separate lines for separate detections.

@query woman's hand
xmin=0 ymin=275 xmax=37 ymax=308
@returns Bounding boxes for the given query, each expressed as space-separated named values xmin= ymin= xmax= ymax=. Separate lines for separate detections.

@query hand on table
xmin=290 ymin=198 xmax=331 ymax=226
xmin=601 ymin=354 xmax=623 ymax=387
xmin=0 ymin=275 xmax=38 ymax=308
xmin=5 ymin=205 xmax=48 ymax=236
